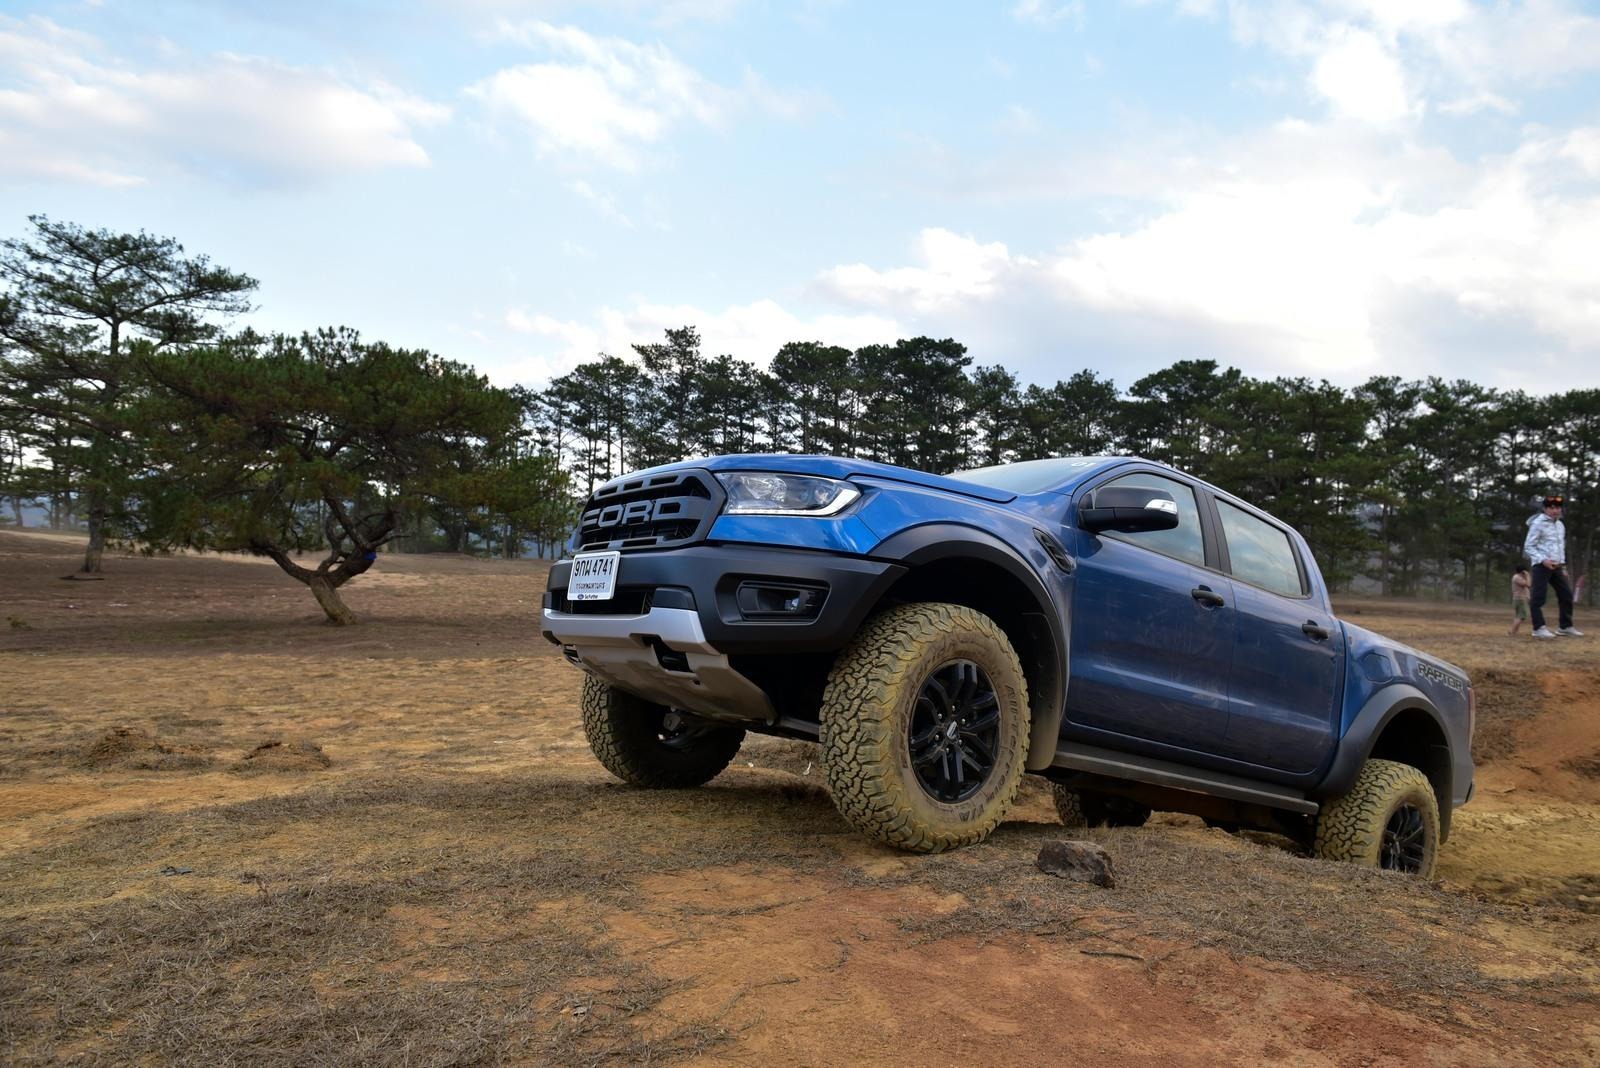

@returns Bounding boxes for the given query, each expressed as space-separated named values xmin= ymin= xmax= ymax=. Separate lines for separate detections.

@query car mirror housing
xmin=1078 ymin=486 xmax=1181 ymax=534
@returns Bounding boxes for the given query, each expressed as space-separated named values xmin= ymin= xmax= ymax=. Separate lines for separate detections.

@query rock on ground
xmin=1036 ymin=839 xmax=1116 ymax=888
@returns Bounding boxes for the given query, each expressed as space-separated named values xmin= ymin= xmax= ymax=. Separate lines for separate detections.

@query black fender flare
xmin=1313 ymin=683 xmax=1456 ymax=836
xmin=870 ymin=523 xmax=1069 ymax=771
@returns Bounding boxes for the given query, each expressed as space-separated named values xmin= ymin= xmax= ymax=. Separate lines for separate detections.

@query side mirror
xmin=1078 ymin=486 xmax=1181 ymax=534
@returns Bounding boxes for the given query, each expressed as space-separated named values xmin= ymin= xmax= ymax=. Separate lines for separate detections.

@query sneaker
xmin=1558 ymin=626 xmax=1584 ymax=637
xmin=1531 ymin=627 xmax=1556 ymax=639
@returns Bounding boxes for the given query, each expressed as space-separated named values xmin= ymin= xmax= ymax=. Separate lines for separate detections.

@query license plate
xmin=568 ymin=551 xmax=621 ymax=601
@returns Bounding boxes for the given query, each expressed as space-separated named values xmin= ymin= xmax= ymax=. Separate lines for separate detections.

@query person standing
xmin=1523 ymin=495 xmax=1582 ymax=639
xmin=1509 ymin=565 xmax=1531 ymax=636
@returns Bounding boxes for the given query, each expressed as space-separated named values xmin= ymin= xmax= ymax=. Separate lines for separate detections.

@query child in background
xmin=1510 ymin=565 xmax=1531 ymax=636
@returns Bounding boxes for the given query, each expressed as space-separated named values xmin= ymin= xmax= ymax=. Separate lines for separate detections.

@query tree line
xmin=534 ymin=329 xmax=1598 ymax=602
xmin=3 ymin=215 xmax=1596 ymax=623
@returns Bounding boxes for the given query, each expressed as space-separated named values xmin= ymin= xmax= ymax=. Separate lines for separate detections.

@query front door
xmin=1065 ymin=471 xmax=1234 ymax=753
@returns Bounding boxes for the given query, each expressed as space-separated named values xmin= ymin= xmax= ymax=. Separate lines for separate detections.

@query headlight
xmin=715 ymin=472 xmax=861 ymax=516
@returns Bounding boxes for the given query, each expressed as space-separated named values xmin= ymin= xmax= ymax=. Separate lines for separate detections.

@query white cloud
xmin=817 ymin=230 xmax=1031 ymax=314
xmin=468 ymin=20 xmax=731 ymax=170
xmin=1011 ymin=1 xmax=1086 ymax=28
xmin=0 ymin=15 xmax=447 ymax=187
xmin=1309 ymin=26 xmax=1415 ymax=123
xmin=1052 ymin=178 xmax=1381 ymax=369
xmin=497 ymin=298 xmax=902 ymax=382
xmin=567 ymin=178 xmax=634 ymax=225
xmin=453 ymin=0 xmax=745 ymax=28
xmin=737 ymin=68 xmax=831 ymax=122
xmin=1437 ymin=90 xmax=1516 ymax=117
xmin=998 ymin=104 xmax=1043 ymax=135
xmin=1563 ymin=129 xmax=1600 ymax=177
xmin=1213 ymin=1 xmax=1600 ymax=121
xmin=812 ymin=120 xmax=1600 ymax=387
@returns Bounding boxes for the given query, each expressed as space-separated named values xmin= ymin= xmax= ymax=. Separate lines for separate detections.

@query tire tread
xmin=819 ymin=603 xmax=1029 ymax=853
xmin=1312 ymin=758 xmax=1440 ymax=877
xmin=580 ymin=675 xmax=743 ymax=788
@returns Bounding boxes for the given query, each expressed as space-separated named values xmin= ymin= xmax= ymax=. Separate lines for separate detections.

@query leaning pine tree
xmin=132 ymin=328 xmax=521 ymax=624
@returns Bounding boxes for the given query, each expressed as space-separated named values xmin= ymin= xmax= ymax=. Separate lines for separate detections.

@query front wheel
xmin=1312 ymin=759 xmax=1440 ymax=878
xmin=819 ymin=603 xmax=1030 ymax=853
xmin=580 ymin=676 xmax=745 ymax=788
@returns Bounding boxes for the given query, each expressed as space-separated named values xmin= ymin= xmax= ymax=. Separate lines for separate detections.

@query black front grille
xmin=576 ymin=469 xmax=722 ymax=551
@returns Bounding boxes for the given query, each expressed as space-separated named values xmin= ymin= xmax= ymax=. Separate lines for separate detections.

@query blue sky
xmin=3 ymin=0 xmax=1599 ymax=392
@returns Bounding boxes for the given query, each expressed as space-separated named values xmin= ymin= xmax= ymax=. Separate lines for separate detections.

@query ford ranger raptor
xmin=541 ymin=455 xmax=1475 ymax=877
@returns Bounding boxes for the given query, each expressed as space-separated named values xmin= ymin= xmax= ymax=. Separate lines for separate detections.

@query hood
xmin=700 ymin=454 xmax=1019 ymax=503
xmin=596 ymin=453 xmax=1017 ymax=504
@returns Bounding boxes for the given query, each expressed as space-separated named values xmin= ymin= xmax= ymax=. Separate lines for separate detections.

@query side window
xmin=1217 ymin=500 xmax=1304 ymax=597
xmin=1091 ymin=473 xmax=1205 ymax=567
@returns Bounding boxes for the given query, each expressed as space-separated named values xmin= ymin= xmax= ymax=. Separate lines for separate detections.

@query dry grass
xmin=0 ymin=771 xmax=848 ymax=1064
xmin=850 ymin=816 xmax=1598 ymax=1007
xmin=2 ymin=869 xmax=709 ymax=1066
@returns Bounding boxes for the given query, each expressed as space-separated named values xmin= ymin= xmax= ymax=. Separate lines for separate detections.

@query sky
xmin=3 ymin=0 xmax=1599 ymax=393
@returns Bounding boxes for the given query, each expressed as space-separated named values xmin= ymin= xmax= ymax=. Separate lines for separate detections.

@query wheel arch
xmin=869 ymin=524 xmax=1068 ymax=771
xmin=1316 ymin=684 xmax=1456 ymax=840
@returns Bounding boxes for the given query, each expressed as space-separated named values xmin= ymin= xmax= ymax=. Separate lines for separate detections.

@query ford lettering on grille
xmin=577 ymin=469 xmax=721 ymax=550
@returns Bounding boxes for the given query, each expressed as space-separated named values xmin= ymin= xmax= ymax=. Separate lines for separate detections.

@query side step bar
xmin=1051 ymin=743 xmax=1320 ymax=815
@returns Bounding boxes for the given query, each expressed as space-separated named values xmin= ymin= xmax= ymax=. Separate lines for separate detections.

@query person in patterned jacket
xmin=1523 ymin=495 xmax=1582 ymax=639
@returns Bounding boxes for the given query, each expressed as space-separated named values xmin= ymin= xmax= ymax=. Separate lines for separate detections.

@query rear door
xmin=1209 ymin=496 xmax=1341 ymax=773
xmin=1065 ymin=470 xmax=1235 ymax=752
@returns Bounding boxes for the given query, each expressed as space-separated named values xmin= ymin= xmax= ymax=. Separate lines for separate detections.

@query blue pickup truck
xmin=542 ymin=455 xmax=1475 ymax=878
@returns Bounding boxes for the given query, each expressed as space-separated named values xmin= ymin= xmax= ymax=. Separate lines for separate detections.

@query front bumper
xmin=541 ymin=543 xmax=905 ymax=723
xmin=542 ymin=604 xmax=777 ymax=723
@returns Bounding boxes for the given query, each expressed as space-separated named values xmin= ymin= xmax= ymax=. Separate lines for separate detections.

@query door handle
xmin=1301 ymin=621 xmax=1330 ymax=641
xmin=1191 ymin=586 xmax=1225 ymax=608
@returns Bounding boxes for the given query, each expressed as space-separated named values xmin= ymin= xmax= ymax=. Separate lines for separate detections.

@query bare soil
xmin=2 ymin=530 xmax=1598 ymax=1065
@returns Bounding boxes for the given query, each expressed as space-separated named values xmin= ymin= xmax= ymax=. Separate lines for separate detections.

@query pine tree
xmin=0 ymin=216 xmax=255 ymax=573
xmin=131 ymin=328 xmax=522 ymax=624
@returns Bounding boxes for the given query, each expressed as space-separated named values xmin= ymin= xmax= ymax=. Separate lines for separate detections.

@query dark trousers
xmin=1529 ymin=565 xmax=1574 ymax=630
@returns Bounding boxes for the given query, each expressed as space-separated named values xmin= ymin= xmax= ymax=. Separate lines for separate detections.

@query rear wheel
xmin=820 ymin=603 xmax=1030 ymax=853
xmin=580 ymin=675 xmax=745 ymax=788
xmin=1052 ymin=785 xmax=1153 ymax=828
xmin=1312 ymin=758 xmax=1440 ymax=877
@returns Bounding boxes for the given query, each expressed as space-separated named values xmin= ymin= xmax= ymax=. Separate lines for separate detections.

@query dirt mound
xmin=231 ymin=739 xmax=332 ymax=774
xmin=82 ymin=726 xmax=213 ymax=771
xmin=1466 ymin=665 xmax=1542 ymax=763
xmin=1483 ymin=672 xmax=1600 ymax=807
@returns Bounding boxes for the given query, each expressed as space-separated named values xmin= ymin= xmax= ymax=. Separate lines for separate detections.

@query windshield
xmin=947 ymin=457 xmax=1107 ymax=494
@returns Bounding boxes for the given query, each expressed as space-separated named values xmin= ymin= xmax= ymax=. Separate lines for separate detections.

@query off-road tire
xmin=580 ymin=676 xmax=744 ymax=788
xmin=819 ymin=602 xmax=1030 ymax=853
xmin=1052 ymin=785 xmax=1153 ymax=828
xmin=1312 ymin=758 xmax=1440 ymax=877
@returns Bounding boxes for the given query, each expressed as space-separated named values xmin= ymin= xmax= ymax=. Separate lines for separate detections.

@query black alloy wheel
xmin=1381 ymin=803 xmax=1429 ymax=873
xmin=908 ymin=659 xmax=1001 ymax=803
